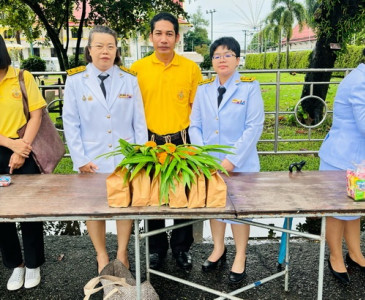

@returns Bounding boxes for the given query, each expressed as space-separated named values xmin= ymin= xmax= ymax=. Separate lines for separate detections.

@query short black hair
xmin=0 ymin=35 xmax=12 ymax=69
xmin=84 ymin=25 xmax=121 ymax=65
xmin=150 ymin=12 xmax=179 ymax=35
xmin=210 ymin=37 xmax=240 ymax=59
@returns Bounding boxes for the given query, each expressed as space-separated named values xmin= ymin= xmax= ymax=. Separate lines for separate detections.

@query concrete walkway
xmin=0 ymin=234 xmax=364 ymax=299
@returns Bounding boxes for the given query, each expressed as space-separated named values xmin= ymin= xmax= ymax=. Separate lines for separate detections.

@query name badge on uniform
xmin=119 ymin=94 xmax=132 ymax=98
xmin=12 ymin=89 xmax=22 ymax=99
xmin=232 ymin=99 xmax=246 ymax=105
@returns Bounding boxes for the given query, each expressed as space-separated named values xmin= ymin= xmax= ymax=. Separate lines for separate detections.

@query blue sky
xmin=184 ymin=0 xmax=305 ymax=48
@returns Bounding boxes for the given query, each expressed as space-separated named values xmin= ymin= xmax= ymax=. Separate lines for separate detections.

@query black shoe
xmin=149 ymin=253 xmax=165 ymax=270
xmin=328 ymin=259 xmax=350 ymax=284
xmin=346 ymin=252 xmax=365 ymax=273
xmin=202 ymin=247 xmax=227 ymax=272
xmin=229 ymin=270 xmax=247 ymax=283
xmin=174 ymin=251 xmax=192 ymax=270
xmin=228 ymin=257 xmax=247 ymax=283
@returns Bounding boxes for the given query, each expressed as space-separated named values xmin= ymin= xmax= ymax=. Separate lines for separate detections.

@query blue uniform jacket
xmin=189 ymin=71 xmax=264 ymax=172
xmin=63 ymin=63 xmax=148 ymax=173
xmin=319 ymin=63 xmax=365 ymax=170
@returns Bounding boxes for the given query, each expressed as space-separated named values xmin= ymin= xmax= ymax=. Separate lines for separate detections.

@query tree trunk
xmin=24 ymin=1 xmax=69 ymax=71
xmin=75 ymin=0 xmax=87 ymax=66
xmin=300 ymin=3 xmax=342 ymax=124
xmin=15 ymin=30 xmax=23 ymax=60
xmin=286 ymin=36 xmax=290 ymax=69
xmin=277 ymin=42 xmax=281 ymax=69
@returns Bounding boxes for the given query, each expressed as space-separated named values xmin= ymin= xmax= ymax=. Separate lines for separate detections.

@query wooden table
xmin=0 ymin=173 xmax=236 ymax=221
xmin=1 ymin=171 xmax=364 ymax=300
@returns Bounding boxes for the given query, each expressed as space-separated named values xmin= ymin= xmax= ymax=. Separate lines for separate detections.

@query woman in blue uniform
xmin=189 ymin=37 xmax=264 ymax=283
xmin=319 ymin=56 xmax=365 ymax=284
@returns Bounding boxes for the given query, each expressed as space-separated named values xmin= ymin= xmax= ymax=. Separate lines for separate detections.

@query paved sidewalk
xmin=0 ymin=234 xmax=364 ymax=299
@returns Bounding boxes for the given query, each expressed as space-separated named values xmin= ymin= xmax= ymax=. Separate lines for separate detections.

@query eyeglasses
xmin=90 ymin=44 xmax=116 ymax=52
xmin=212 ymin=53 xmax=236 ymax=60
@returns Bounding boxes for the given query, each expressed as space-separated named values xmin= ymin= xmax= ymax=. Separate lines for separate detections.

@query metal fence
xmin=33 ymin=68 xmax=353 ymax=156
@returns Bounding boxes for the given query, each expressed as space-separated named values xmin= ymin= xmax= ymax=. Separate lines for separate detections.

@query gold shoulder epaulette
xmin=120 ymin=66 xmax=137 ymax=76
xmin=66 ymin=66 xmax=86 ymax=76
xmin=198 ymin=77 xmax=215 ymax=85
xmin=240 ymin=76 xmax=256 ymax=82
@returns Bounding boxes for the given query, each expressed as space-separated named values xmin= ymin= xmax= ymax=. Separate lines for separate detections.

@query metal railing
xmin=33 ymin=68 xmax=352 ymax=156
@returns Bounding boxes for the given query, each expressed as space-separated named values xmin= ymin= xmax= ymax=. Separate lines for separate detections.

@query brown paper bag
xmin=106 ymin=167 xmax=131 ymax=207
xmin=188 ymin=173 xmax=206 ymax=208
xmin=131 ymin=169 xmax=151 ymax=206
xmin=149 ymin=175 xmax=162 ymax=206
xmin=168 ymin=175 xmax=188 ymax=208
xmin=206 ymin=172 xmax=227 ymax=208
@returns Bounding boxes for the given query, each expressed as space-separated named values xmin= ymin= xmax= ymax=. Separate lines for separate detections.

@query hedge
xmin=245 ymin=45 xmax=364 ymax=71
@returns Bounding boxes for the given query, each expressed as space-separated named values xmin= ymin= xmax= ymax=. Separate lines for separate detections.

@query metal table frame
xmin=132 ymin=216 xmax=328 ymax=300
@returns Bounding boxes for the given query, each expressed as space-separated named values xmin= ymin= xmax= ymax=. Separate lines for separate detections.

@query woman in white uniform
xmin=63 ymin=25 xmax=147 ymax=273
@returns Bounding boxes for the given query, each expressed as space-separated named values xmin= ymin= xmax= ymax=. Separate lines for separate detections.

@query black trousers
xmin=147 ymin=130 xmax=194 ymax=255
xmin=0 ymin=146 xmax=45 ymax=269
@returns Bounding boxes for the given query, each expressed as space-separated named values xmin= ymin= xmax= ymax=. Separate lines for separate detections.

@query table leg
xmin=145 ymin=219 xmax=150 ymax=282
xmin=317 ymin=217 xmax=326 ymax=300
xmin=284 ymin=217 xmax=291 ymax=291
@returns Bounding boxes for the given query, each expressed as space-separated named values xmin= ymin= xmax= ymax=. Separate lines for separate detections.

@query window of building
xmin=32 ymin=48 xmax=40 ymax=57
xmin=72 ymin=47 xmax=84 ymax=55
xmin=4 ymin=29 xmax=15 ymax=39
xmin=71 ymin=27 xmax=80 ymax=39
xmin=50 ymin=48 xmax=57 ymax=57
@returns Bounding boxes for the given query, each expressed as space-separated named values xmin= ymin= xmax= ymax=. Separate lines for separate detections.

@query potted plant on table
xmin=100 ymin=139 xmax=233 ymax=207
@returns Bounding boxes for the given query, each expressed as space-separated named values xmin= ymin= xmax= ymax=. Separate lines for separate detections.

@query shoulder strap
xmin=83 ymin=275 xmax=129 ymax=300
xmin=18 ymin=69 xmax=30 ymax=121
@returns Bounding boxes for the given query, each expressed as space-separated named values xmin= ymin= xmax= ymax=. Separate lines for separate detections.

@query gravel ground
xmin=0 ymin=234 xmax=364 ymax=299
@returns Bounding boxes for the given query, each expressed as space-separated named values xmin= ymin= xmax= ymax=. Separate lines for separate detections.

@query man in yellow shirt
xmin=131 ymin=12 xmax=202 ymax=270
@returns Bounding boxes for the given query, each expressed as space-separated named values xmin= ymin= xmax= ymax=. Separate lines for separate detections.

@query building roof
xmin=282 ymin=24 xmax=316 ymax=45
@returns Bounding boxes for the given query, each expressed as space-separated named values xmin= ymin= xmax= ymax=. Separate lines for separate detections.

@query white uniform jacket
xmin=319 ymin=63 xmax=365 ymax=170
xmin=189 ymin=71 xmax=264 ymax=172
xmin=63 ymin=64 xmax=148 ymax=173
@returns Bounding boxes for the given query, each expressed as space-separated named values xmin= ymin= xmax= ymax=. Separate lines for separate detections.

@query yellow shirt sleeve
xmin=0 ymin=67 xmax=46 ymax=138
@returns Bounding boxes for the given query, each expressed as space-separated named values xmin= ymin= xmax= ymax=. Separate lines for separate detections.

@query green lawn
xmin=53 ymin=72 xmax=340 ymax=174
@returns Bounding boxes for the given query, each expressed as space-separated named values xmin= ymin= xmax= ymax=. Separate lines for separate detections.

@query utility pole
xmin=206 ymin=9 xmax=216 ymax=43
xmin=242 ymin=30 xmax=248 ymax=56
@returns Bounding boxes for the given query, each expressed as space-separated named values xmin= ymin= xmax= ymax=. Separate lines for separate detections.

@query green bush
xmin=333 ymin=45 xmax=364 ymax=76
xmin=68 ymin=54 xmax=86 ymax=68
xmin=143 ymin=50 xmax=154 ymax=58
xmin=20 ymin=56 xmax=46 ymax=71
xmin=245 ymin=46 xmax=364 ymax=71
xmin=200 ymin=54 xmax=212 ymax=70
xmin=245 ymin=51 xmax=310 ymax=69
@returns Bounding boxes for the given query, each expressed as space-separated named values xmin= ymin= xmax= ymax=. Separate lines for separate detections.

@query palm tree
xmin=270 ymin=0 xmax=305 ymax=68
xmin=304 ymin=0 xmax=320 ymax=28
xmin=265 ymin=12 xmax=283 ymax=68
